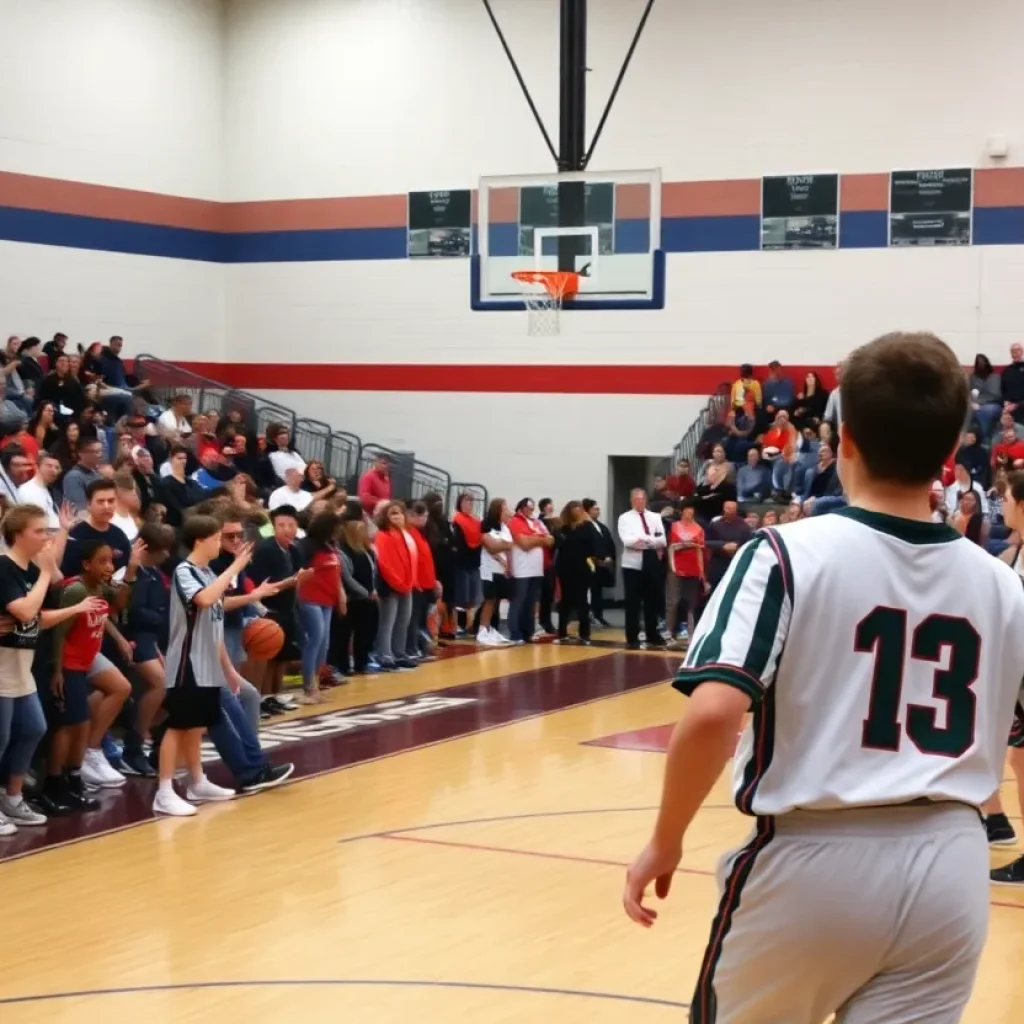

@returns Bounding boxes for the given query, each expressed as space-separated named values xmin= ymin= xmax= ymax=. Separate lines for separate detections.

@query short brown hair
xmin=842 ymin=331 xmax=967 ymax=485
xmin=2 ymin=503 xmax=46 ymax=546
xmin=138 ymin=522 xmax=175 ymax=553
xmin=374 ymin=500 xmax=406 ymax=531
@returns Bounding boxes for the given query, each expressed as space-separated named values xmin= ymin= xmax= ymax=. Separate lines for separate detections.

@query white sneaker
xmin=82 ymin=748 xmax=126 ymax=789
xmin=0 ymin=795 xmax=46 ymax=827
xmin=153 ymin=786 xmax=197 ymax=817
xmin=476 ymin=628 xmax=498 ymax=647
xmin=0 ymin=810 xmax=17 ymax=836
xmin=186 ymin=777 xmax=236 ymax=803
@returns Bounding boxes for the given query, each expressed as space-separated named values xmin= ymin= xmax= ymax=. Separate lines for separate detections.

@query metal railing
xmin=133 ymin=354 xmax=486 ymax=512
xmin=659 ymin=382 xmax=732 ymax=475
xmin=448 ymin=482 xmax=489 ymax=518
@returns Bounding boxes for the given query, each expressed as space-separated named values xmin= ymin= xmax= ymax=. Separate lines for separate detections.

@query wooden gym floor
xmin=1 ymin=640 xmax=1022 ymax=1022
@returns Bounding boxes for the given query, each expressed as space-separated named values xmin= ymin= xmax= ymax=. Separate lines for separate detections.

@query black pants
xmin=556 ymin=575 xmax=591 ymax=640
xmin=539 ymin=568 xmax=556 ymax=632
xmin=623 ymin=567 xmax=661 ymax=645
xmin=330 ymin=599 xmax=378 ymax=673
xmin=590 ymin=580 xmax=606 ymax=622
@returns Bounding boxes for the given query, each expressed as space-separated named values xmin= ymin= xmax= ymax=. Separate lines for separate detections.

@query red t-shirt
xmin=670 ymin=520 xmax=705 ymax=578
xmin=297 ymin=549 xmax=341 ymax=607
xmin=993 ymin=439 xmax=1024 ymax=467
xmin=665 ymin=473 xmax=696 ymax=499
xmin=60 ymin=579 xmax=111 ymax=670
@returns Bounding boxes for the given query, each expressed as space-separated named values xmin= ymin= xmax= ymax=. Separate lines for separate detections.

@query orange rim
xmin=511 ymin=270 xmax=581 ymax=301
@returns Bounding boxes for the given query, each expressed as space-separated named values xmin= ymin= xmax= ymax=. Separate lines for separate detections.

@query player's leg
xmin=834 ymin=812 xmax=989 ymax=1023
xmin=990 ymin=742 xmax=1024 ymax=884
xmin=690 ymin=823 xmax=881 ymax=1024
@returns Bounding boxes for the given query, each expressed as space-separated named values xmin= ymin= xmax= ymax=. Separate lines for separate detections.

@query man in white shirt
xmin=617 ymin=488 xmax=667 ymax=649
xmin=17 ymin=451 xmax=61 ymax=529
xmin=269 ymin=467 xmax=313 ymax=513
xmin=156 ymin=394 xmax=193 ymax=442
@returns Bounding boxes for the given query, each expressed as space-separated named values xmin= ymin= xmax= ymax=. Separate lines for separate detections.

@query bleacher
xmin=134 ymin=354 xmax=489 ymax=514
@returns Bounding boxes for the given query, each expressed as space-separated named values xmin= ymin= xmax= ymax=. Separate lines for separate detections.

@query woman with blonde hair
xmin=554 ymin=500 xmax=595 ymax=644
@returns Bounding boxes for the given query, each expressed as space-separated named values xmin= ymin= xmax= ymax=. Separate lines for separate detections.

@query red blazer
xmin=411 ymin=527 xmax=437 ymax=590
xmin=373 ymin=528 xmax=414 ymax=594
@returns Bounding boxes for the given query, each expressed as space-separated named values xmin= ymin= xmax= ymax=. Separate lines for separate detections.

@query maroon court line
xmin=0 ymin=653 xmax=679 ymax=864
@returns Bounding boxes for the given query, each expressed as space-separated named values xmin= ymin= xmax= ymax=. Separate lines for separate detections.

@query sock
xmin=6 ymin=794 xmax=23 ymax=808
xmin=158 ymin=779 xmax=175 ymax=796
xmin=191 ymin=772 xmax=206 ymax=788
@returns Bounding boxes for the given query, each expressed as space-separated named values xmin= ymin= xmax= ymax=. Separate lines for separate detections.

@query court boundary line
xmin=0 ymin=659 xmax=677 ymax=865
xmin=0 ymin=977 xmax=687 ymax=1010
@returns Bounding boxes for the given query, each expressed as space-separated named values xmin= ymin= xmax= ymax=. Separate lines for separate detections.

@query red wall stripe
xmin=974 ymin=168 xmax=1024 ymax=208
xmin=840 ymin=173 xmax=889 ymax=212
xmin=175 ymin=362 xmax=843 ymax=395
xmin=663 ymin=179 xmax=761 ymax=218
xmin=225 ymin=194 xmax=407 ymax=232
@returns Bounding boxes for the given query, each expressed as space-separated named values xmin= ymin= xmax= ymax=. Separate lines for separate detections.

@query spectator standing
xmin=553 ymin=500 xmax=595 ymax=644
xmin=16 ymin=338 xmax=46 ymax=392
xmin=506 ymin=498 xmax=553 ymax=644
xmin=17 ymin=452 xmax=62 ymax=528
xmin=61 ymin=436 xmax=103 ymax=511
xmin=451 ymin=493 xmax=483 ymax=637
xmin=1002 ymin=343 xmax=1024 ymax=423
xmin=704 ymin=499 xmax=752 ymax=590
xmin=617 ymin=488 xmax=667 ymax=650
xmin=537 ymin=498 xmax=559 ymax=634
xmin=371 ymin=501 xmax=417 ymax=670
xmin=335 ymin=515 xmax=379 ymax=674
xmin=0 ymin=507 xmax=104 ymax=831
xmin=666 ymin=499 xmax=707 ymax=644
xmin=762 ymin=361 xmax=794 ymax=414
xmin=61 ymin=478 xmax=133 ymax=577
xmin=823 ymin=362 xmax=843 ymax=428
xmin=582 ymin=498 xmax=615 ymax=628
xmin=296 ymin=512 xmax=345 ymax=703
xmin=358 ymin=454 xmax=391 ymax=514
xmin=476 ymin=498 xmax=513 ymax=646
xmin=404 ymin=501 xmax=441 ymax=661
xmin=736 ymin=447 xmax=771 ymax=503
xmin=423 ymin=492 xmax=457 ymax=637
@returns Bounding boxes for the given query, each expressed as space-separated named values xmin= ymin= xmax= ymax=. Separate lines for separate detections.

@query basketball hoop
xmin=511 ymin=270 xmax=581 ymax=336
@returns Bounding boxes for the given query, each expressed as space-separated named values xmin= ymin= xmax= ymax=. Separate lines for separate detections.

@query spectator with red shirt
xmin=666 ymin=499 xmax=707 ymax=645
xmin=41 ymin=539 xmax=129 ymax=812
xmin=664 ymin=459 xmax=696 ymax=500
xmin=403 ymin=501 xmax=442 ymax=661
xmin=296 ymin=512 xmax=345 ymax=704
xmin=372 ymin=501 xmax=417 ymax=671
xmin=760 ymin=408 xmax=797 ymax=455
xmin=993 ymin=423 xmax=1024 ymax=471
xmin=358 ymin=454 xmax=392 ymax=514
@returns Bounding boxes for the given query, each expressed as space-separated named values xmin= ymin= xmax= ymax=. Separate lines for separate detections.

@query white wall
xmin=0 ymin=241 xmax=225 ymax=362
xmin=0 ymin=0 xmax=225 ymax=198
xmin=225 ymin=0 xmax=1024 ymax=197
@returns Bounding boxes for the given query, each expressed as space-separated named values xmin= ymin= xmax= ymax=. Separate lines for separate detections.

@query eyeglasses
xmin=222 ymin=531 xmax=243 ymax=540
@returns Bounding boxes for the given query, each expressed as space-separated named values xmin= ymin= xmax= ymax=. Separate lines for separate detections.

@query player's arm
xmin=189 ymin=545 xmax=254 ymax=609
xmin=624 ymin=535 xmax=791 ymax=927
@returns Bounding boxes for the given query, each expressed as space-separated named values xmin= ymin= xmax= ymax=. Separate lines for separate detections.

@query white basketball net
xmin=521 ymin=288 xmax=562 ymax=336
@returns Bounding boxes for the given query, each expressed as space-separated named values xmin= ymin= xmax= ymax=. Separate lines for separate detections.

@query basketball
xmin=242 ymin=618 xmax=284 ymax=661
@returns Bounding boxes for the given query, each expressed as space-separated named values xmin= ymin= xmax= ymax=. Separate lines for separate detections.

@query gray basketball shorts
xmin=689 ymin=802 xmax=989 ymax=1024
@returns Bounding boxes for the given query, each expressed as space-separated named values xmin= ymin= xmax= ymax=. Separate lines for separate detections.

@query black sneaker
xmin=239 ymin=763 xmax=295 ymax=793
xmin=63 ymin=773 xmax=101 ymax=812
xmin=986 ymin=813 xmax=1017 ymax=846
xmin=261 ymin=697 xmax=288 ymax=717
xmin=991 ymin=852 xmax=1024 ymax=885
xmin=394 ymin=659 xmax=417 ymax=671
xmin=34 ymin=782 xmax=73 ymax=817
xmin=119 ymin=749 xmax=157 ymax=778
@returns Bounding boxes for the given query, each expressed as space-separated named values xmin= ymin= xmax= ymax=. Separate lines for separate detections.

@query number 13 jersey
xmin=675 ymin=506 xmax=1024 ymax=816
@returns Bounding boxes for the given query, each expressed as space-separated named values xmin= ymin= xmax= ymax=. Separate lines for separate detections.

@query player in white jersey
xmin=623 ymin=332 xmax=1024 ymax=1024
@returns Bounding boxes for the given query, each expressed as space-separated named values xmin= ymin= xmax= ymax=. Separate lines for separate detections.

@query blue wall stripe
xmin=0 ymin=206 xmax=225 ymax=262
xmin=224 ymin=226 xmax=406 ymax=263
xmin=615 ymin=218 xmax=651 ymax=254
xmin=839 ymin=210 xmax=888 ymax=249
xmin=973 ymin=207 xmax=1024 ymax=246
xmin=662 ymin=214 xmax=760 ymax=252
xmin=3 ymin=204 xmax=1024 ymax=262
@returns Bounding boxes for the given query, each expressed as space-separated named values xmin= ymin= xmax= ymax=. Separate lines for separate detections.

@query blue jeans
xmin=208 ymin=686 xmax=266 ymax=786
xmin=298 ymin=602 xmax=333 ymax=688
xmin=0 ymin=692 xmax=47 ymax=782
xmin=973 ymin=402 xmax=1002 ymax=437
xmin=508 ymin=576 xmax=542 ymax=642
